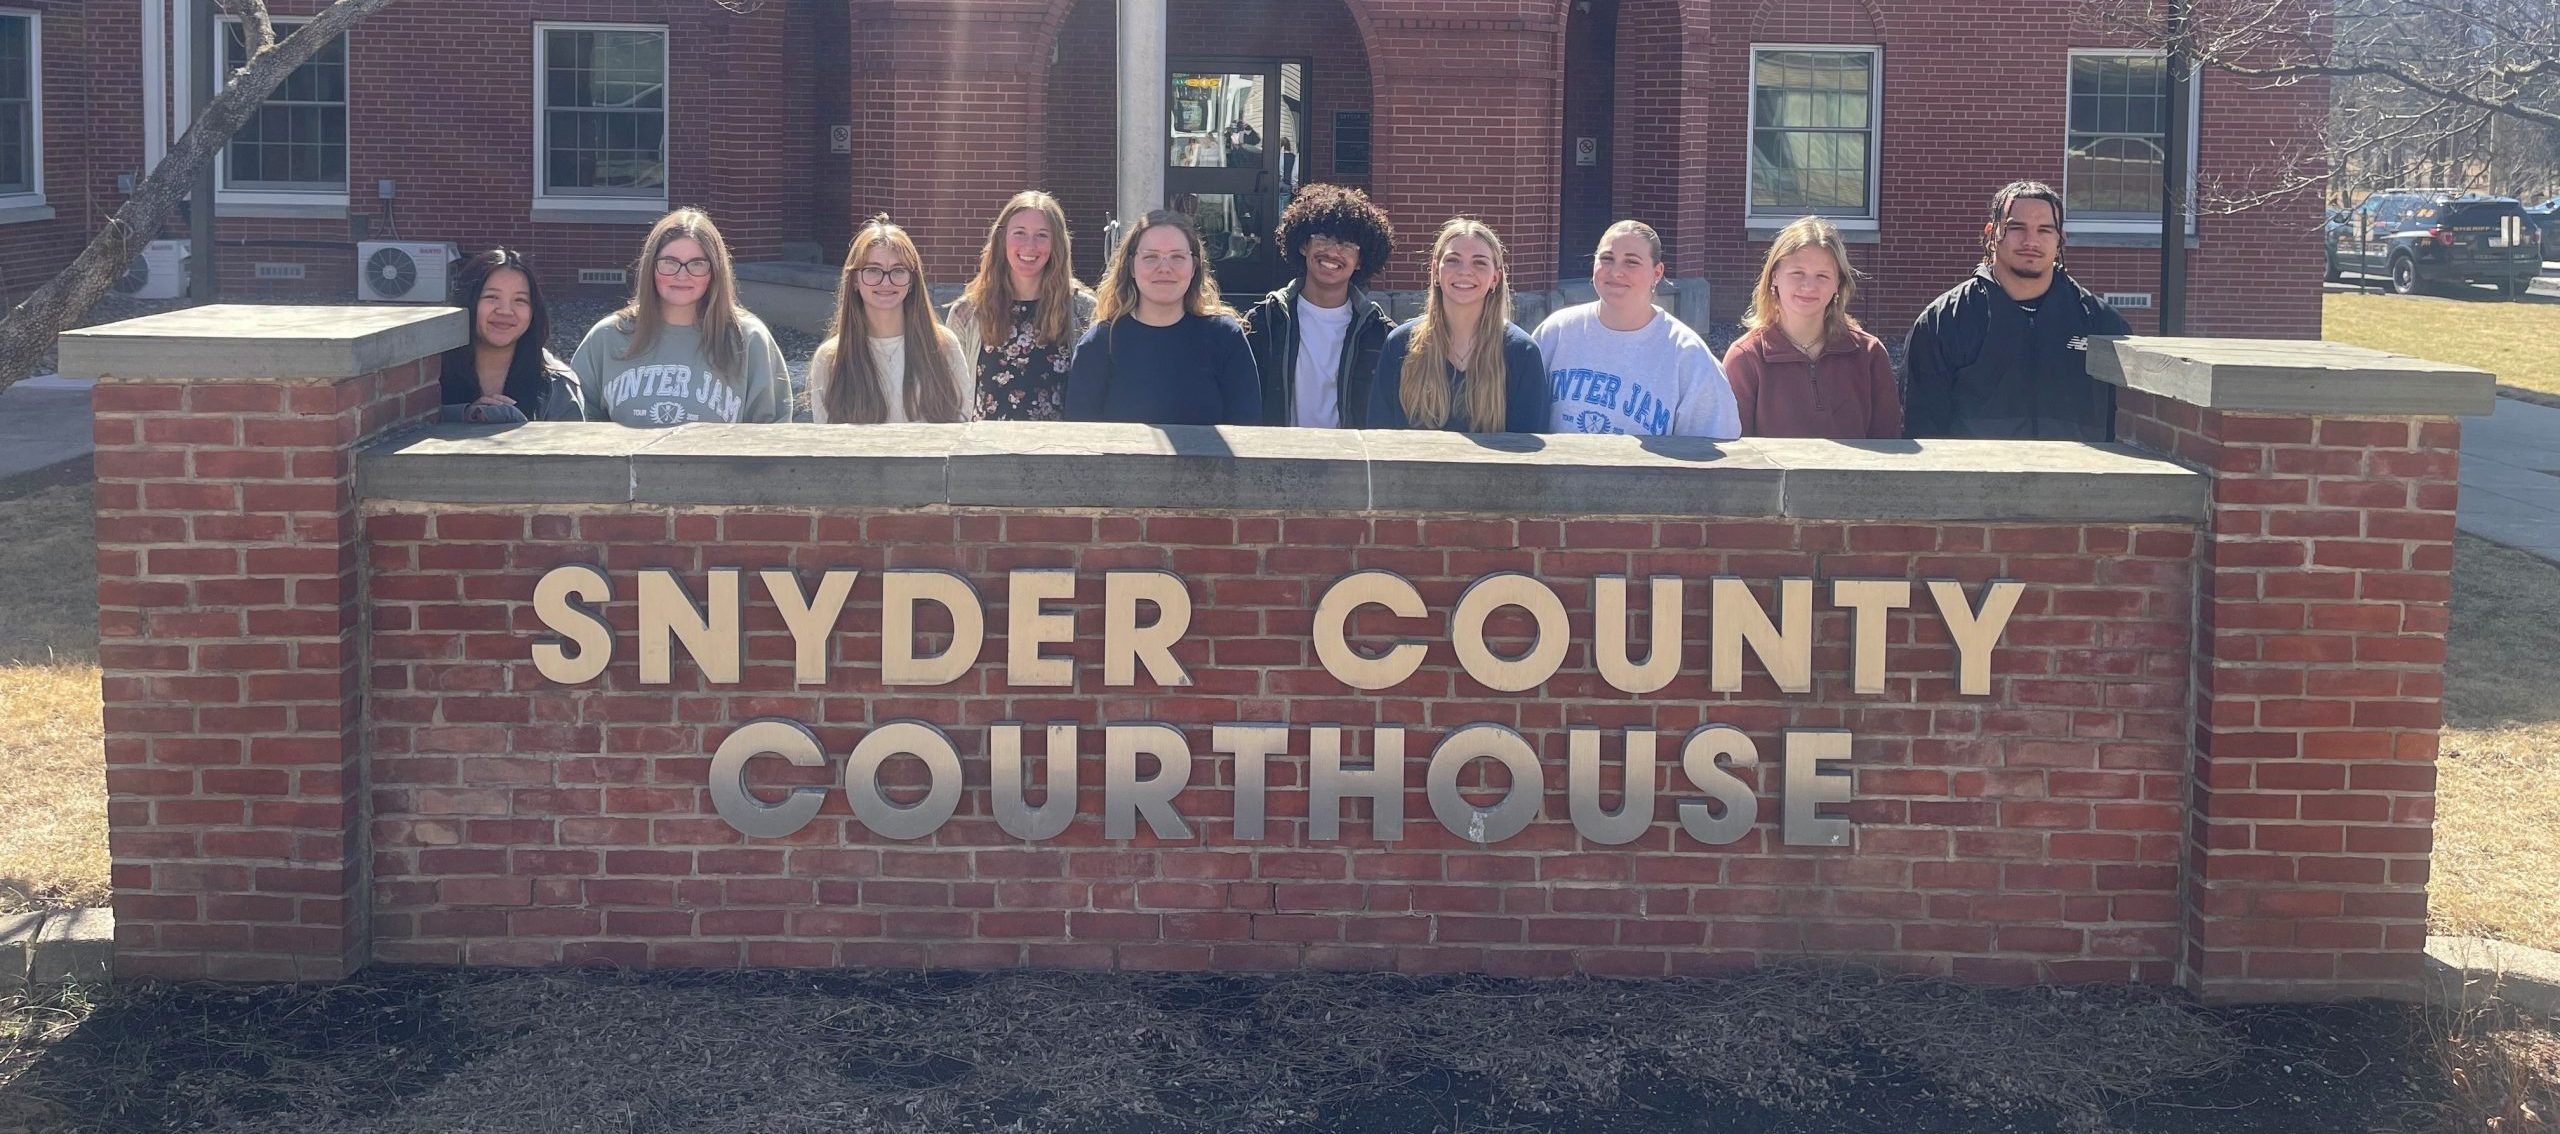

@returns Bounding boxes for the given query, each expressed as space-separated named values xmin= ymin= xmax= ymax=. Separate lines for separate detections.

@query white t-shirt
xmin=1291 ymin=296 xmax=1355 ymax=428
xmin=1532 ymin=302 xmax=1739 ymax=439
xmin=810 ymin=333 xmax=972 ymax=424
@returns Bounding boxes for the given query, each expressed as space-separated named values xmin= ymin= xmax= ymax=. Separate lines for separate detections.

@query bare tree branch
xmin=0 ymin=0 xmax=398 ymax=391
xmin=219 ymin=0 xmax=276 ymax=58
xmin=2087 ymin=0 xmax=2560 ymax=208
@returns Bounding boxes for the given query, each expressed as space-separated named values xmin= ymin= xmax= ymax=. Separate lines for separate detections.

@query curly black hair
xmin=1276 ymin=183 xmax=1396 ymax=289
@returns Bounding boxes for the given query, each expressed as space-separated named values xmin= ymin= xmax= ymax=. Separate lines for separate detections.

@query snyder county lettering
xmin=524 ymin=567 xmax=2025 ymax=849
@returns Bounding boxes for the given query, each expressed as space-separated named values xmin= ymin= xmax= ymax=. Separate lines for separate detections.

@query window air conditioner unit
xmin=112 ymin=240 xmax=191 ymax=300
xmin=356 ymin=241 xmax=459 ymax=303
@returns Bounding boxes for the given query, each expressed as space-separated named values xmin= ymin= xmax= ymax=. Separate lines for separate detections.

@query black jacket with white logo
xmin=1901 ymin=264 xmax=2129 ymax=442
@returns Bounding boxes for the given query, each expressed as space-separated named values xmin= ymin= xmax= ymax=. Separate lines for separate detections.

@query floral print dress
xmin=976 ymin=301 xmax=1077 ymax=422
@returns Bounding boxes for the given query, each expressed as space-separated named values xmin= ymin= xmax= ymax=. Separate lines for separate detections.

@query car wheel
xmin=2389 ymin=255 xmax=2420 ymax=295
xmin=2325 ymin=250 xmax=2343 ymax=281
xmin=2505 ymin=276 xmax=2532 ymax=299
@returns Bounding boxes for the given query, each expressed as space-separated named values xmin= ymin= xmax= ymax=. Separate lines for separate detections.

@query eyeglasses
xmin=857 ymin=266 xmax=914 ymax=287
xmin=653 ymin=256 xmax=714 ymax=278
xmin=1136 ymin=251 xmax=1194 ymax=270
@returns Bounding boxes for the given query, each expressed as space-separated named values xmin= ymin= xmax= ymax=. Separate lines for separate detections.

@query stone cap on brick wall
xmin=359 ymin=423 xmax=2207 ymax=523
xmin=59 ymin=305 xmax=465 ymax=382
xmin=2090 ymin=337 xmax=2495 ymax=417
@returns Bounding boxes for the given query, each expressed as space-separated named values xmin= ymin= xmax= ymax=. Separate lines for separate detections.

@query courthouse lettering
xmin=528 ymin=567 xmax=2024 ymax=849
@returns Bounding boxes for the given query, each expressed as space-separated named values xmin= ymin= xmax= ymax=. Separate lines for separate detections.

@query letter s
xmin=532 ymin=564 xmax=614 ymax=685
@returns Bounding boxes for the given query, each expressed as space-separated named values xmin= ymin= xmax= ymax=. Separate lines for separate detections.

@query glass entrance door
xmin=1167 ymin=62 xmax=1303 ymax=298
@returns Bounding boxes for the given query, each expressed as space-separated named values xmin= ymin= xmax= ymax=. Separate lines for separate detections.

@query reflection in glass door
xmin=1167 ymin=62 xmax=1303 ymax=298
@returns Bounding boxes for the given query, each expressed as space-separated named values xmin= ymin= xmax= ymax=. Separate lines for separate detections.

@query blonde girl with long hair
xmin=571 ymin=207 xmax=789 ymax=426
xmin=1721 ymin=215 xmax=1901 ymax=438
xmin=946 ymin=191 xmax=1097 ymax=420
xmin=1364 ymin=217 xmax=1550 ymax=433
xmin=810 ymin=215 xmax=974 ymax=424
xmin=1061 ymin=209 xmax=1262 ymax=425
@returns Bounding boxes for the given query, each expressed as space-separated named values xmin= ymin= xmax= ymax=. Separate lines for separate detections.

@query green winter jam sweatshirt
xmin=572 ymin=313 xmax=791 ymax=427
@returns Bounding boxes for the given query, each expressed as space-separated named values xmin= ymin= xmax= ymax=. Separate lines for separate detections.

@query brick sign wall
xmin=361 ymin=509 xmax=2196 ymax=980
xmin=64 ymin=307 xmax=2491 ymax=1001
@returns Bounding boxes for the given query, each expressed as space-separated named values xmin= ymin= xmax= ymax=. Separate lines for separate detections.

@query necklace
xmin=1783 ymin=329 xmax=1824 ymax=356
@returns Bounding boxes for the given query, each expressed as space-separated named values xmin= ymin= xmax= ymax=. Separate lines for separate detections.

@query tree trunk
xmin=0 ymin=0 xmax=400 ymax=392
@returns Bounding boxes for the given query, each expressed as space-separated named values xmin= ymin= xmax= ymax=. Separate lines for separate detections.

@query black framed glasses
xmin=653 ymin=256 xmax=713 ymax=278
xmin=857 ymin=266 xmax=914 ymax=287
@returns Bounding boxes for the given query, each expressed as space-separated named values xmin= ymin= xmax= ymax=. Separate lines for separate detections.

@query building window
xmin=1748 ymin=47 xmax=1879 ymax=221
xmin=536 ymin=25 xmax=667 ymax=202
xmin=0 ymin=12 xmax=39 ymax=200
xmin=2066 ymin=51 xmax=2196 ymax=224
xmin=219 ymin=19 xmax=348 ymax=193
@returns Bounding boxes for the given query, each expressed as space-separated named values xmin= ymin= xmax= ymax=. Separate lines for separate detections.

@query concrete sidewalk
xmin=0 ymin=374 xmax=93 ymax=483
xmin=2456 ymin=395 xmax=2560 ymax=562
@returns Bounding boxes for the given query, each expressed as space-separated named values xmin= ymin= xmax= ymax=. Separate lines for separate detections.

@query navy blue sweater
xmin=1063 ymin=313 xmax=1263 ymax=426
xmin=1365 ymin=320 xmax=1550 ymax=434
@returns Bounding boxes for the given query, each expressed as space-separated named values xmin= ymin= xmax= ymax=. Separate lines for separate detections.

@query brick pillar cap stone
xmin=2092 ymin=336 xmax=2494 ymax=417
xmin=60 ymin=305 xmax=465 ymax=383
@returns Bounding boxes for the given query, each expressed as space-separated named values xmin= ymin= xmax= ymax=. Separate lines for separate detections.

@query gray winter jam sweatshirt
xmin=572 ymin=313 xmax=790 ymax=427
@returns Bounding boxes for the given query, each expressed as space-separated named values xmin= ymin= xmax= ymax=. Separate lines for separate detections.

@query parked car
xmin=2524 ymin=195 xmax=2558 ymax=263
xmin=2328 ymin=189 xmax=2542 ymax=298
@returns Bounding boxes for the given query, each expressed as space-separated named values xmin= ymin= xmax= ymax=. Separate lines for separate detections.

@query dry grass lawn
xmin=2434 ymin=535 xmax=2560 ymax=952
xmin=0 ymin=479 xmax=103 ymax=915
xmin=2324 ymin=290 xmax=2560 ymax=399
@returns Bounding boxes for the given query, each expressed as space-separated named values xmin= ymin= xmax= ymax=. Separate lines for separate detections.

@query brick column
xmin=64 ymin=305 xmax=461 ymax=982
xmin=2100 ymin=339 xmax=2494 ymax=1001
xmin=1364 ymin=1 xmax=1566 ymax=291
xmin=850 ymin=0 xmax=1055 ymax=278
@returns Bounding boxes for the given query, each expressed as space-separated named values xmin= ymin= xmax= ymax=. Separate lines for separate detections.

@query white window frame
xmin=213 ymin=15 xmax=351 ymax=210
xmin=532 ymin=21 xmax=670 ymax=216
xmin=1744 ymin=43 xmax=1882 ymax=237
xmin=2064 ymin=48 xmax=2200 ymax=237
xmin=0 ymin=9 xmax=44 ymax=215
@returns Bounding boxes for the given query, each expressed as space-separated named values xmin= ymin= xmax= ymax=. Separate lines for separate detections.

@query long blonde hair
xmin=959 ymin=191 xmax=1083 ymax=350
xmin=1398 ymin=218 xmax=1513 ymax=431
xmin=1741 ymin=215 xmax=1865 ymax=346
xmin=617 ymin=207 xmax=747 ymax=378
xmin=819 ymin=215 xmax=966 ymax=424
xmin=1093 ymin=210 xmax=1232 ymax=326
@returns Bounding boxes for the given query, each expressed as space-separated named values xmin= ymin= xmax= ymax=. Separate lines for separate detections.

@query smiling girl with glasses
xmin=810 ymin=214 xmax=974 ymax=424
xmin=570 ymin=207 xmax=789 ymax=426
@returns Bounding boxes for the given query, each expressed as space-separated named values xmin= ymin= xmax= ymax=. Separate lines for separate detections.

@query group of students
xmin=441 ymin=180 xmax=2128 ymax=446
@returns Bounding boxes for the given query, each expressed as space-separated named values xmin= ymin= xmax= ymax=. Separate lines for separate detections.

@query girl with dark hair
xmin=439 ymin=248 xmax=585 ymax=422
xmin=570 ymin=207 xmax=789 ymax=427
xmin=811 ymin=215 xmax=974 ymax=424
xmin=1366 ymin=217 xmax=1549 ymax=434
xmin=1062 ymin=210 xmax=1261 ymax=426
xmin=946 ymin=190 xmax=1096 ymax=421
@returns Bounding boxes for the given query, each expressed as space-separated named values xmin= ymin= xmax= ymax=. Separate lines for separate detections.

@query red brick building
xmin=16 ymin=0 xmax=2324 ymax=337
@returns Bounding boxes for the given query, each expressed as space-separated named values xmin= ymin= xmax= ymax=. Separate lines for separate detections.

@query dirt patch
xmin=0 ymin=967 xmax=2478 ymax=1134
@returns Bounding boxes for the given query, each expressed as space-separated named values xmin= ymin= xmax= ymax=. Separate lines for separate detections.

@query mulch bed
xmin=0 ymin=966 xmax=2481 ymax=1134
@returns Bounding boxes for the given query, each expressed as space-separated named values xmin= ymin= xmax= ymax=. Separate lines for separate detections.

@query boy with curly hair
xmin=1243 ymin=184 xmax=1397 ymax=427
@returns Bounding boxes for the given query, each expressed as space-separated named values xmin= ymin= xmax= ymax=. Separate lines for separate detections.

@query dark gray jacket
xmin=1243 ymin=280 xmax=1395 ymax=428
xmin=1901 ymin=264 xmax=2130 ymax=442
